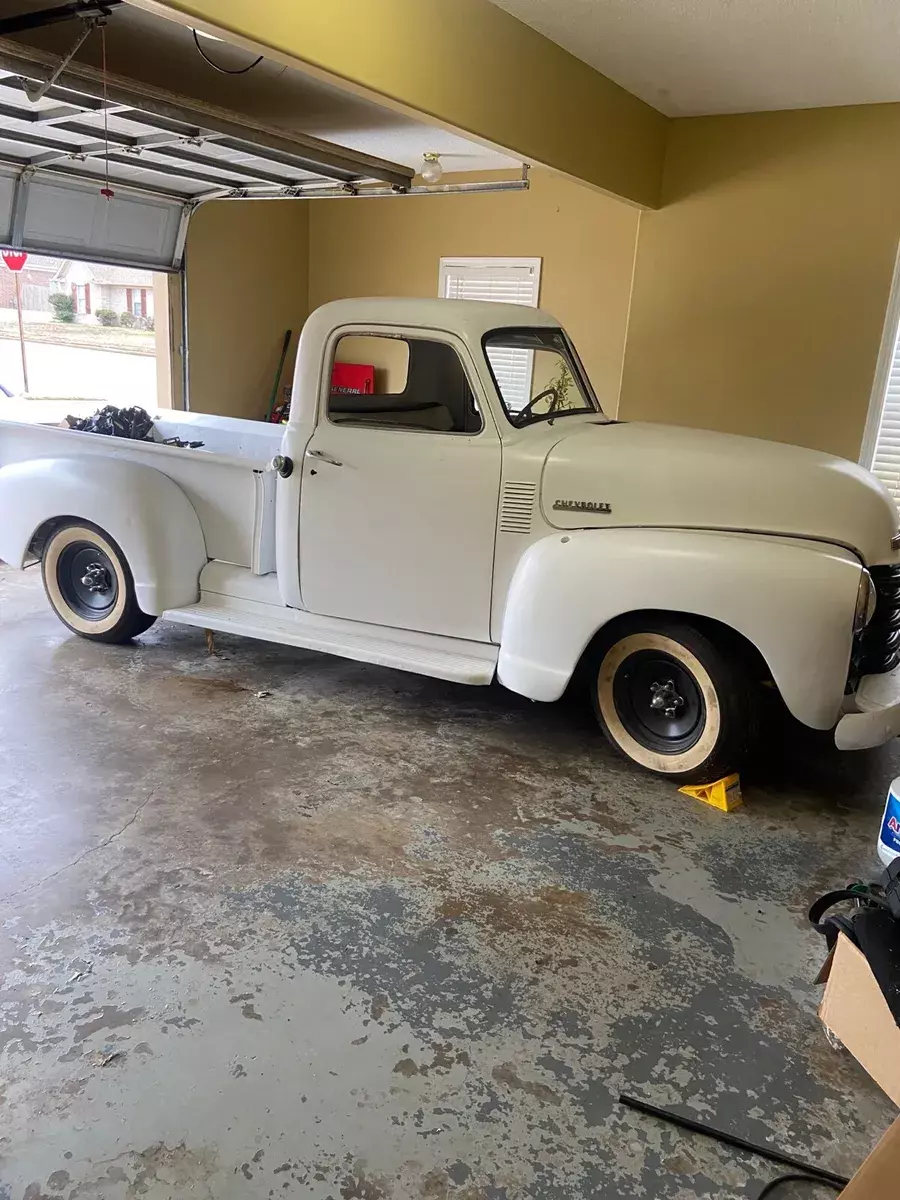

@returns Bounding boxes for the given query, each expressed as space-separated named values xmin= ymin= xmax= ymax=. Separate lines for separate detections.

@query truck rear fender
xmin=0 ymin=456 xmax=207 ymax=614
xmin=497 ymin=528 xmax=863 ymax=731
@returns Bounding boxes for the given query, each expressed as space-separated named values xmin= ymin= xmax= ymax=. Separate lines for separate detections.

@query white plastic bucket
xmin=877 ymin=777 xmax=900 ymax=868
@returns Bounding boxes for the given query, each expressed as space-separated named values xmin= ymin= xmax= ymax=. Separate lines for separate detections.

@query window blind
xmin=868 ymin=321 xmax=900 ymax=499
xmin=439 ymin=257 xmax=541 ymax=412
xmin=872 ymin=320 xmax=900 ymax=501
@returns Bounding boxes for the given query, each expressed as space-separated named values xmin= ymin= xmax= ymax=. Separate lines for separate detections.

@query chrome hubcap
xmin=649 ymin=679 xmax=685 ymax=720
xmin=80 ymin=562 xmax=113 ymax=594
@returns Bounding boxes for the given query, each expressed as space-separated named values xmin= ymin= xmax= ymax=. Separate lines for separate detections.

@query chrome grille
xmin=852 ymin=564 xmax=900 ymax=677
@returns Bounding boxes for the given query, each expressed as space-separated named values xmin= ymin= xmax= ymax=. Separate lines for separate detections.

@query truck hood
xmin=541 ymin=421 xmax=898 ymax=564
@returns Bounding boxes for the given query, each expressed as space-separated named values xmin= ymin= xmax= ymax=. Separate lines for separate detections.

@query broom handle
xmin=265 ymin=329 xmax=292 ymax=421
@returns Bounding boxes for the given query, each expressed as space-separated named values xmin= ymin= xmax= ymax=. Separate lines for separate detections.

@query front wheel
xmin=591 ymin=620 xmax=758 ymax=783
xmin=42 ymin=521 xmax=157 ymax=643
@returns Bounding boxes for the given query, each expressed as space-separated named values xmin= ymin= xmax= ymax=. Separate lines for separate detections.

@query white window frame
xmin=438 ymin=256 xmax=542 ymax=414
xmin=438 ymin=256 xmax=542 ymax=297
xmin=861 ymin=242 xmax=900 ymax=491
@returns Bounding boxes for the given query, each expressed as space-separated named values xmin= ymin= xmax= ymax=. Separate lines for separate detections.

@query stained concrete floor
xmin=1 ymin=563 xmax=898 ymax=1200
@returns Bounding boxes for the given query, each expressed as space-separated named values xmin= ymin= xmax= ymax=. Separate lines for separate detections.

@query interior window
xmin=328 ymin=333 xmax=483 ymax=434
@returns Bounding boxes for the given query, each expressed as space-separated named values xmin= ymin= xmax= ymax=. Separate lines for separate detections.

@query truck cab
xmin=2 ymin=297 xmax=899 ymax=783
xmin=279 ymin=300 xmax=604 ymax=643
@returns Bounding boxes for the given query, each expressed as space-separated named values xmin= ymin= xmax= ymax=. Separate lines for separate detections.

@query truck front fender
xmin=497 ymin=528 xmax=863 ymax=730
xmin=0 ymin=456 xmax=207 ymax=614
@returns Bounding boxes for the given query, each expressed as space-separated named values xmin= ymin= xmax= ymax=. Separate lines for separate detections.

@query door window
xmin=327 ymin=333 xmax=483 ymax=435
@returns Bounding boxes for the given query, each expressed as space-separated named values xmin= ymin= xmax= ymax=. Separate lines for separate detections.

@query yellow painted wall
xmin=308 ymin=169 xmax=641 ymax=413
xmin=335 ymin=335 xmax=409 ymax=393
xmin=187 ymin=106 xmax=900 ymax=460
xmin=185 ymin=199 xmax=308 ymax=419
xmin=619 ymin=105 xmax=900 ymax=461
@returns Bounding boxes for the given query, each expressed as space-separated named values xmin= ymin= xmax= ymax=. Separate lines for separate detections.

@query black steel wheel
xmin=591 ymin=619 xmax=758 ymax=782
xmin=42 ymin=521 xmax=157 ymax=643
xmin=55 ymin=540 xmax=120 ymax=623
xmin=612 ymin=649 xmax=707 ymax=756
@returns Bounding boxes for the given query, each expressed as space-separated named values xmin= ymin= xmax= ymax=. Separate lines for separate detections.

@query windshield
xmin=482 ymin=327 xmax=603 ymax=427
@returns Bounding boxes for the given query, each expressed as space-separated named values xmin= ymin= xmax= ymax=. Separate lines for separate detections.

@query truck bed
xmin=0 ymin=408 xmax=285 ymax=573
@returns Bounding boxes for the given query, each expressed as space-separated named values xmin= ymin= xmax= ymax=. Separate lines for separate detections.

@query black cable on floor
xmin=619 ymin=1095 xmax=851 ymax=1191
xmin=756 ymin=1173 xmax=843 ymax=1199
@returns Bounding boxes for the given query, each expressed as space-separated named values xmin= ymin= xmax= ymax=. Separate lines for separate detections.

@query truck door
xmin=298 ymin=329 xmax=500 ymax=642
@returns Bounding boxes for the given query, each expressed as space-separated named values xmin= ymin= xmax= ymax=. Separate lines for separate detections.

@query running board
xmin=162 ymin=595 xmax=498 ymax=686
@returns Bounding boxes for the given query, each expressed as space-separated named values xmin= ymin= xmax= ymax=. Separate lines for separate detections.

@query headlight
xmin=855 ymin=569 xmax=877 ymax=632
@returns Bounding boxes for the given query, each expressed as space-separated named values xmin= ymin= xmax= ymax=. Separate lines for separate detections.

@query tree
xmin=49 ymin=293 xmax=76 ymax=324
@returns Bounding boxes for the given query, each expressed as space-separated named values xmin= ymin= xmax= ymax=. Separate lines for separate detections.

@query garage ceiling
xmin=0 ymin=37 xmax=415 ymax=270
xmin=4 ymin=4 xmax=523 ymax=177
xmin=489 ymin=0 xmax=900 ymax=117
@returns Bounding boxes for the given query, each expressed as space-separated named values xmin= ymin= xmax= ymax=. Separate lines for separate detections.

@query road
xmin=0 ymin=336 xmax=157 ymax=407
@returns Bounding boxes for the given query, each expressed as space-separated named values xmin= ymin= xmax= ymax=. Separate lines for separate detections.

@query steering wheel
xmin=512 ymin=387 xmax=558 ymax=427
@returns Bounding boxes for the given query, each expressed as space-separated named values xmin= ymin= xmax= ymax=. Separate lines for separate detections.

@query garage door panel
xmin=103 ymin=195 xmax=179 ymax=263
xmin=20 ymin=176 xmax=183 ymax=268
xmin=0 ymin=45 xmax=412 ymax=271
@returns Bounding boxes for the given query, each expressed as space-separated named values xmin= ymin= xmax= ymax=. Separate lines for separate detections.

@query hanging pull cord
xmin=99 ymin=22 xmax=113 ymax=200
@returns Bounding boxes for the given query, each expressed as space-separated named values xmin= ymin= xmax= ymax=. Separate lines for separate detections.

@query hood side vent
xmin=499 ymin=481 xmax=537 ymax=535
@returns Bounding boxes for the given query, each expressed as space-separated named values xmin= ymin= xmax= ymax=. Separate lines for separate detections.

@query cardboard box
xmin=837 ymin=1117 xmax=900 ymax=1199
xmin=818 ymin=933 xmax=900 ymax=1197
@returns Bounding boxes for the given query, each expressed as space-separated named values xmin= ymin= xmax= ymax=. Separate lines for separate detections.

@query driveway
xmin=0 ymin=336 xmax=157 ymax=407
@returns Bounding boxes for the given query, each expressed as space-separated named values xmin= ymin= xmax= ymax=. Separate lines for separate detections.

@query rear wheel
xmin=41 ymin=521 xmax=156 ymax=643
xmin=591 ymin=619 xmax=757 ymax=783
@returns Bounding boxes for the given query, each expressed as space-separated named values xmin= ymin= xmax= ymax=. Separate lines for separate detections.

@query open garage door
xmin=0 ymin=39 xmax=414 ymax=271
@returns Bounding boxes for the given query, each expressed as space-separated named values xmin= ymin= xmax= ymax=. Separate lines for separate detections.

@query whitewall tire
xmin=591 ymin=620 xmax=757 ymax=783
xmin=42 ymin=521 xmax=156 ymax=643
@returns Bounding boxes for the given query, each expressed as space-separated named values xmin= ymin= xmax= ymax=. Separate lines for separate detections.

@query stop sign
xmin=1 ymin=250 xmax=27 ymax=272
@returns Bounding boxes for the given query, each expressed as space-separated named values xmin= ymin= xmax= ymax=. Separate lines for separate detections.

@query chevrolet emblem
xmin=552 ymin=499 xmax=612 ymax=514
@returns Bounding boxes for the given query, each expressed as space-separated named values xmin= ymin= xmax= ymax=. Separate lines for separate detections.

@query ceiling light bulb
xmin=421 ymin=154 xmax=443 ymax=185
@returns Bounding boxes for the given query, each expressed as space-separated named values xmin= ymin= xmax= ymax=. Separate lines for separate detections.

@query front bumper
xmin=835 ymin=663 xmax=900 ymax=750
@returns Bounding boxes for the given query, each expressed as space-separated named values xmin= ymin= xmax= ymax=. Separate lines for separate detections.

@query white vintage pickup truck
xmin=1 ymin=297 xmax=899 ymax=782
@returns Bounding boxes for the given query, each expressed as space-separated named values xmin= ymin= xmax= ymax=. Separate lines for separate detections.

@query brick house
xmin=49 ymin=260 xmax=155 ymax=323
xmin=0 ymin=254 xmax=62 ymax=311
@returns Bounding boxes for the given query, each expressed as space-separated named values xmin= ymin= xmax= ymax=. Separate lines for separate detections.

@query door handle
xmin=306 ymin=448 xmax=343 ymax=468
